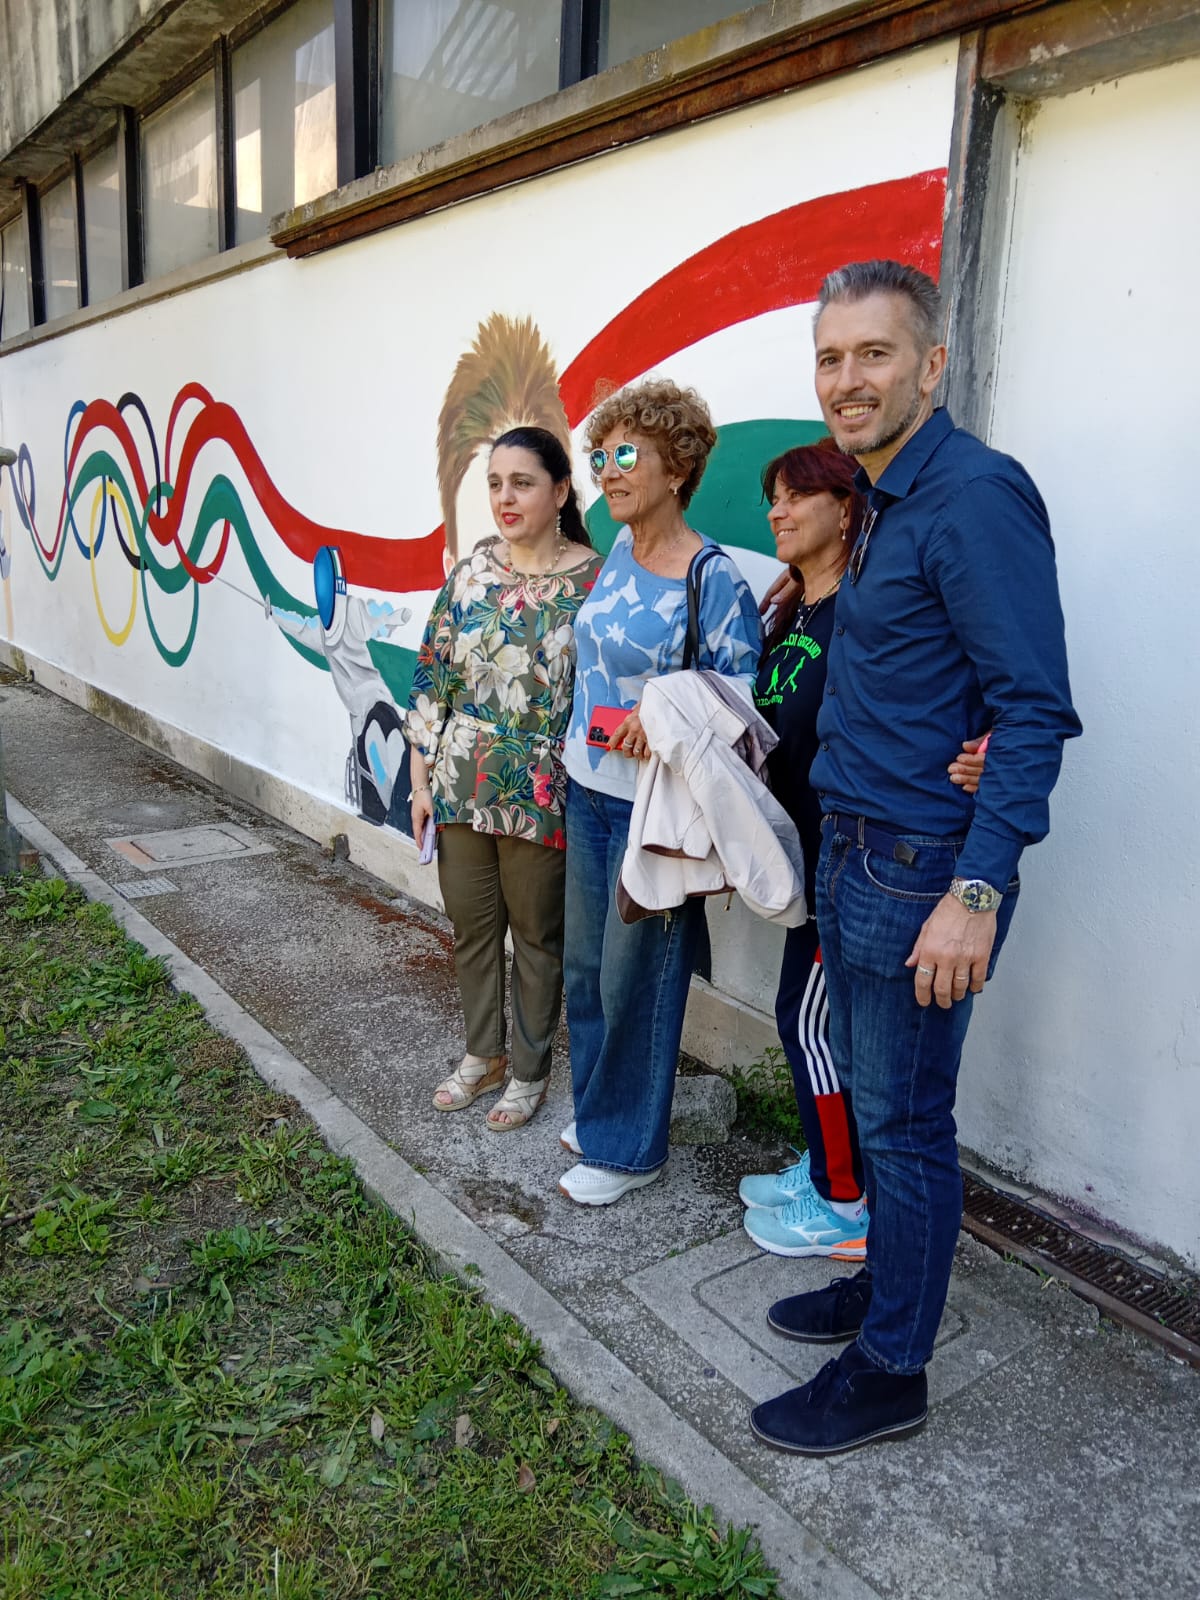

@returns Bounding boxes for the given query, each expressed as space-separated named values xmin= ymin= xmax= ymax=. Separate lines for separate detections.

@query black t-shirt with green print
xmin=754 ymin=598 xmax=837 ymax=904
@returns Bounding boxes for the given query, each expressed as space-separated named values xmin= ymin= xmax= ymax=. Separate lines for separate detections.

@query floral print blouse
xmin=405 ymin=537 xmax=603 ymax=849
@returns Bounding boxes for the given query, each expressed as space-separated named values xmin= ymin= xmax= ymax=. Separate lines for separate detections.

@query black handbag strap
xmin=682 ymin=543 xmax=723 ymax=671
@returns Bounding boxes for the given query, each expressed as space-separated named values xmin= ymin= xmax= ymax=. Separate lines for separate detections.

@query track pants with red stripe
xmin=774 ymin=917 xmax=865 ymax=1204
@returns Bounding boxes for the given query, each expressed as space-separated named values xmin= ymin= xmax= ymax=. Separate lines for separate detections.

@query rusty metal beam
xmin=982 ymin=0 xmax=1200 ymax=96
xmin=277 ymin=0 xmax=1050 ymax=259
xmin=939 ymin=29 xmax=1022 ymax=438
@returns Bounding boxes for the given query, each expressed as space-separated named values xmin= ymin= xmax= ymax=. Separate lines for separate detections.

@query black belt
xmin=822 ymin=812 xmax=919 ymax=866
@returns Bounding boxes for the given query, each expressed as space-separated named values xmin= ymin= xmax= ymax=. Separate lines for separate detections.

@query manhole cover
xmin=106 ymin=822 xmax=274 ymax=872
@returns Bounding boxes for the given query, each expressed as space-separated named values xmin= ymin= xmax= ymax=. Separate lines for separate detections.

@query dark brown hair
xmin=491 ymin=427 xmax=591 ymax=547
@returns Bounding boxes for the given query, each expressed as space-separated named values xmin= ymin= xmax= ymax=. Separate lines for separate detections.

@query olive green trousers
xmin=436 ymin=824 xmax=566 ymax=1084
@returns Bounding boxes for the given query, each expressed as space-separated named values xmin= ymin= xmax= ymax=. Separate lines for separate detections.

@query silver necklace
xmin=794 ymin=574 xmax=843 ymax=634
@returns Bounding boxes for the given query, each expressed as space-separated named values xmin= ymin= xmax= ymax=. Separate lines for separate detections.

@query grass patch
xmin=0 ymin=876 xmax=778 ymax=1599
xmin=729 ymin=1046 xmax=804 ymax=1148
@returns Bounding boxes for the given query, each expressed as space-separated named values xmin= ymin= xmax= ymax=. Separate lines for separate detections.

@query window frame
xmin=36 ymin=163 xmax=83 ymax=323
xmin=0 ymin=206 xmax=34 ymax=341
xmin=7 ymin=0 xmax=1187 ymax=340
xmin=74 ymin=123 xmax=125 ymax=309
xmin=374 ymin=0 xmax=569 ymax=172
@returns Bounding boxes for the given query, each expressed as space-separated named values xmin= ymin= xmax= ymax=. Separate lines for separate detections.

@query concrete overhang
xmin=0 ymin=0 xmax=291 ymax=203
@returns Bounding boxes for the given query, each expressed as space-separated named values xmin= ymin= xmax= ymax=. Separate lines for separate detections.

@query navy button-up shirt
xmin=811 ymin=408 xmax=1081 ymax=888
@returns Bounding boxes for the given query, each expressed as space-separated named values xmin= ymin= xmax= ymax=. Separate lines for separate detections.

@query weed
xmin=18 ymin=1188 xmax=116 ymax=1258
xmin=4 ymin=877 xmax=73 ymax=921
xmin=233 ymin=1125 xmax=310 ymax=1207
xmin=593 ymin=1497 xmax=777 ymax=1596
xmin=134 ymin=1131 xmax=222 ymax=1189
xmin=729 ymin=1046 xmax=804 ymax=1147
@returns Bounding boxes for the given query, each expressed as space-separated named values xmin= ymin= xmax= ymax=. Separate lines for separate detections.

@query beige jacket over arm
xmin=617 ymin=671 xmax=808 ymax=927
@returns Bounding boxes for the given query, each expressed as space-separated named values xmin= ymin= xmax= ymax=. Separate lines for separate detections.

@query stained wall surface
xmin=964 ymin=55 xmax=1200 ymax=1268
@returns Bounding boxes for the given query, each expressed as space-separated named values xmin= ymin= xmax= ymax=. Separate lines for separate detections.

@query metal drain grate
xmin=113 ymin=876 xmax=178 ymax=900
xmin=962 ymin=1174 xmax=1200 ymax=1369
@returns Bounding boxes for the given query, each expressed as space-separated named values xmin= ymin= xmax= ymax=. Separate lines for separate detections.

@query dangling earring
xmin=555 ymin=511 xmax=563 ymax=537
xmin=671 ymin=484 xmax=679 ymax=497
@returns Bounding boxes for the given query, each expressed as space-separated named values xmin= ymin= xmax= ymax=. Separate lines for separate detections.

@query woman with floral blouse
xmin=405 ymin=427 xmax=603 ymax=1131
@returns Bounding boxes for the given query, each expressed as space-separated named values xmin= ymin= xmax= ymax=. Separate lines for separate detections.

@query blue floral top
xmin=405 ymin=537 xmax=603 ymax=848
xmin=563 ymin=530 xmax=762 ymax=802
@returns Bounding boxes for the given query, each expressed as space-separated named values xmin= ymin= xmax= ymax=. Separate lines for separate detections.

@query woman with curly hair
xmin=406 ymin=426 xmax=602 ymax=1131
xmin=557 ymin=379 xmax=762 ymax=1206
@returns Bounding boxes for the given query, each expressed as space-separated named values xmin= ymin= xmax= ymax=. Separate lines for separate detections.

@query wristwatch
xmin=949 ymin=877 xmax=1003 ymax=913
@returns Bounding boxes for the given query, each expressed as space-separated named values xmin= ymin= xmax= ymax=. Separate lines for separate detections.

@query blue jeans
xmin=564 ymin=777 xmax=705 ymax=1173
xmin=816 ymin=818 xmax=1019 ymax=1373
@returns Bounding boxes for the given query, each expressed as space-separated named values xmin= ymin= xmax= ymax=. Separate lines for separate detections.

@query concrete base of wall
xmin=682 ymin=978 xmax=778 ymax=1073
xmin=0 ymin=642 xmax=779 ymax=1074
xmin=0 ymin=642 xmax=444 ymax=915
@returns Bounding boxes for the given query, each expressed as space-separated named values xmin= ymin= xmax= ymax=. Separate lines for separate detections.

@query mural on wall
xmin=0 ymin=383 xmax=445 ymax=830
xmin=438 ymin=312 xmax=573 ymax=567
xmin=266 ymin=552 xmax=415 ymax=828
xmin=0 ymin=170 xmax=945 ymax=837
xmin=0 ymin=504 xmax=11 ymax=641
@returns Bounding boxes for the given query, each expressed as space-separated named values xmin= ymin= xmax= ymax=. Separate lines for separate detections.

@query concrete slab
xmin=623 ymin=1233 xmax=1035 ymax=1408
xmin=106 ymin=820 xmax=274 ymax=870
xmin=3 ymin=674 xmax=1199 ymax=1600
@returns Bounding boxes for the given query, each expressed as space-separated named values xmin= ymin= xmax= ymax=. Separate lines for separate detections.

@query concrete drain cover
xmin=106 ymin=822 xmax=274 ymax=873
xmin=624 ymin=1232 xmax=1036 ymax=1408
xmin=113 ymin=876 xmax=179 ymax=900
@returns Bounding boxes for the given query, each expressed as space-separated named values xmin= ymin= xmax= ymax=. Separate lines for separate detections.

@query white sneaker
xmin=558 ymin=1161 xmax=663 ymax=1207
xmin=560 ymin=1120 xmax=582 ymax=1155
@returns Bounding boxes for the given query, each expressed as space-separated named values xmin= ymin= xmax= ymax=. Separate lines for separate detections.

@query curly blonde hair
xmin=585 ymin=379 xmax=717 ymax=509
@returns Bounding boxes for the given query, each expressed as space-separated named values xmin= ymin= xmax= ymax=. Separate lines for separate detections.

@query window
xmin=41 ymin=176 xmax=80 ymax=321
xmin=380 ymin=0 xmax=561 ymax=164
xmin=82 ymin=142 xmax=123 ymax=303
xmin=233 ymin=0 xmax=337 ymax=243
xmin=0 ymin=214 xmax=30 ymax=340
xmin=142 ymin=74 xmax=219 ymax=277
xmin=600 ymin=0 xmax=749 ymax=71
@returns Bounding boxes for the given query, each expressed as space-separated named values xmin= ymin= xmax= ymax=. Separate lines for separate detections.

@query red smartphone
xmin=586 ymin=704 xmax=628 ymax=749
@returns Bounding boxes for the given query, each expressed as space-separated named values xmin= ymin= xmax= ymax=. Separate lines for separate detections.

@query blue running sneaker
xmin=743 ymin=1185 xmax=869 ymax=1259
xmin=739 ymin=1150 xmax=814 ymax=1210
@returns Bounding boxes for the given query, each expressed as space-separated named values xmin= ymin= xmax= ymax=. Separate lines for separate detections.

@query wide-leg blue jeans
xmin=816 ymin=818 xmax=1018 ymax=1373
xmin=563 ymin=777 xmax=705 ymax=1174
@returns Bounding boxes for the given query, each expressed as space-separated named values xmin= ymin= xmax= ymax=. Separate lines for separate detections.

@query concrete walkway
xmin=3 ymin=671 xmax=1197 ymax=1600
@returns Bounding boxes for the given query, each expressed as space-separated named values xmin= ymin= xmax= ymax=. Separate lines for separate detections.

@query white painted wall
xmin=0 ymin=42 xmax=957 ymax=1022
xmin=963 ymin=57 xmax=1200 ymax=1268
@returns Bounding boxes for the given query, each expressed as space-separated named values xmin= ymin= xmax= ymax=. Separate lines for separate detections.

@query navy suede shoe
xmin=766 ymin=1266 xmax=873 ymax=1344
xmin=749 ymin=1341 xmax=927 ymax=1456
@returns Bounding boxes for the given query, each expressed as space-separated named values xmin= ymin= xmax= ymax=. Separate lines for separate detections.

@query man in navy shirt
xmin=750 ymin=260 xmax=1081 ymax=1457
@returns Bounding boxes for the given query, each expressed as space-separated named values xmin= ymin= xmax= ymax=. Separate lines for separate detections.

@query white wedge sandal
xmin=485 ymin=1074 xmax=549 ymax=1132
xmin=432 ymin=1053 xmax=508 ymax=1111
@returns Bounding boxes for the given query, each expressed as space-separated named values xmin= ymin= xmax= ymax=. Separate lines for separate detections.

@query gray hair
xmin=815 ymin=260 xmax=943 ymax=350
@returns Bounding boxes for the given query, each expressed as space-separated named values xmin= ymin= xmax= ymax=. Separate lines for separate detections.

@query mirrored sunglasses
xmin=849 ymin=505 xmax=880 ymax=583
xmin=588 ymin=442 xmax=639 ymax=477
